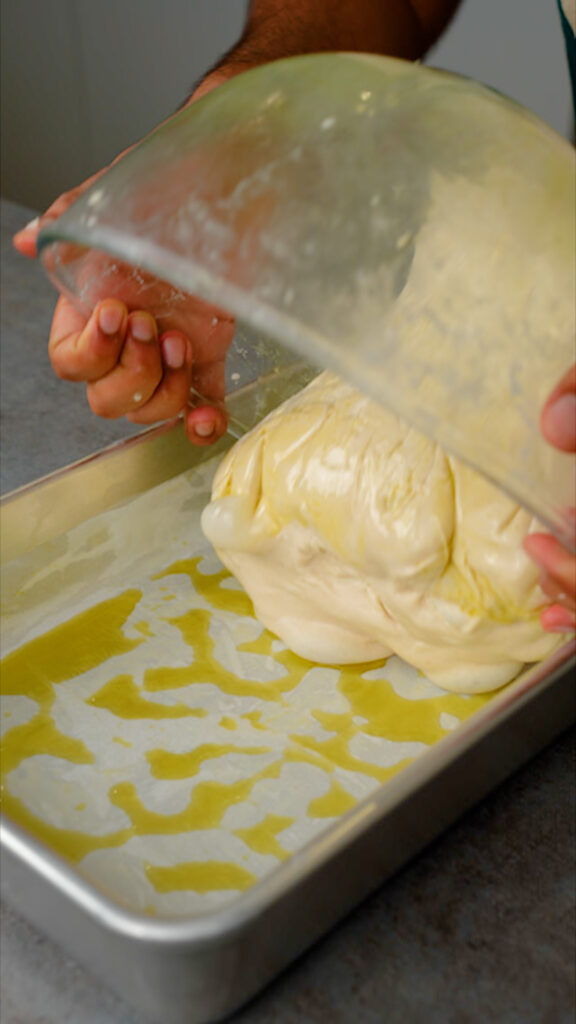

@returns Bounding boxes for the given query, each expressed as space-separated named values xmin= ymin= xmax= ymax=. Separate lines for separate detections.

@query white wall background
xmin=429 ymin=0 xmax=573 ymax=135
xmin=1 ymin=0 xmax=573 ymax=211
xmin=1 ymin=0 xmax=249 ymax=209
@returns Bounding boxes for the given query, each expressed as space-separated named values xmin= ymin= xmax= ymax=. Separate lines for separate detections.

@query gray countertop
xmin=1 ymin=198 xmax=575 ymax=1024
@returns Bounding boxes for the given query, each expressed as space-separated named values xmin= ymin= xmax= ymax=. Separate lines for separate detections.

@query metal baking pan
xmin=1 ymin=372 xmax=575 ymax=1024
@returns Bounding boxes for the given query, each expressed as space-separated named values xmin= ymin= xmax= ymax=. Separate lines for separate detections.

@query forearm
xmin=189 ymin=0 xmax=460 ymax=103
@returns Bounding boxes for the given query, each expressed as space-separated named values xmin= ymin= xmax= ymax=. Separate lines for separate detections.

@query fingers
xmin=535 ymin=370 xmax=576 ymax=633
xmin=13 ymin=169 xmax=106 ymax=259
xmin=189 ymin=315 xmax=235 ymax=403
xmin=537 ymin=569 xmax=574 ymax=607
xmin=126 ymin=332 xmax=193 ymax=425
xmin=524 ymin=533 xmax=576 ymax=604
xmin=48 ymin=293 xmax=232 ymax=441
xmin=524 ymin=532 xmax=576 ymax=634
xmin=191 ymin=358 xmax=228 ymax=405
xmin=49 ymin=298 xmax=129 ymax=382
xmin=184 ymin=403 xmax=229 ymax=447
xmin=87 ymin=311 xmax=162 ymax=418
xmin=184 ymin=354 xmax=229 ymax=446
xmin=541 ymin=365 xmax=576 ymax=453
xmin=12 ymin=217 xmax=41 ymax=258
xmin=540 ymin=604 xmax=576 ymax=633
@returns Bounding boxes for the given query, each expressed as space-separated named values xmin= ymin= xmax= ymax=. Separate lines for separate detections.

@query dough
xmin=201 ymin=372 xmax=560 ymax=693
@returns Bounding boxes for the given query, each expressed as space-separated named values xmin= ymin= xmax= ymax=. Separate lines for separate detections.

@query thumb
xmin=13 ymin=216 xmax=44 ymax=258
xmin=13 ymin=167 xmax=107 ymax=260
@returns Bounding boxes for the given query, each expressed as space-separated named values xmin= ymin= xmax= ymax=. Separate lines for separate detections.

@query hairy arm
xmin=14 ymin=0 xmax=462 ymax=449
xmin=192 ymin=0 xmax=461 ymax=100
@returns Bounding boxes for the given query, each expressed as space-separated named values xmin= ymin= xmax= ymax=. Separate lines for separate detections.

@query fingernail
xmin=20 ymin=217 xmax=39 ymax=234
xmin=131 ymin=313 xmax=155 ymax=342
xmin=99 ymin=302 xmax=124 ymax=336
xmin=195 ymin=421 xmax=215 ymax=438
xmin=523 ymin=534 xmax=547 ymax=566
xmin=541 ymin=604 xmax=576 ymax=632
xmin=162 ymin=334 xmax=185 ymax=369
xmin=543 ymin=393 xmax=576 ymax=450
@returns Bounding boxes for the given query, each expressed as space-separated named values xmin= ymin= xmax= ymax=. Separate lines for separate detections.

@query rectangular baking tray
xmin=1 ymin=371 xmax=575 ymax=1024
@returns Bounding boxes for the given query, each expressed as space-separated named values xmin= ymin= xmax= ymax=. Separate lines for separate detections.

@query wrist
xmin=184 ymin=68 xmax=239 ymax=107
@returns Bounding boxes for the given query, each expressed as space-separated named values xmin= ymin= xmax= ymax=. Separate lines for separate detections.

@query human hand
xmin=13 ymin=173 xmax=235 ymax=447
xmin=523 ymin=365 xmax=576 ymax=633
xmin=12 ymin=72 xmax=236 ymax=446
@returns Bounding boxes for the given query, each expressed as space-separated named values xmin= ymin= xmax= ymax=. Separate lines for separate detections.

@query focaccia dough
xmin=201 ymin=372 xmax=560 ymax=693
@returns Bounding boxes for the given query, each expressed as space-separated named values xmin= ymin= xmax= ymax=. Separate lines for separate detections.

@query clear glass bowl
xmin=38 ymin=53 xmax=576 ymax=549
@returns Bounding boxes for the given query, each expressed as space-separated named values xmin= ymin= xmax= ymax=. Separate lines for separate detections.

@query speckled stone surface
xmin=1 ymin=199 xmax=575 ymax=1024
